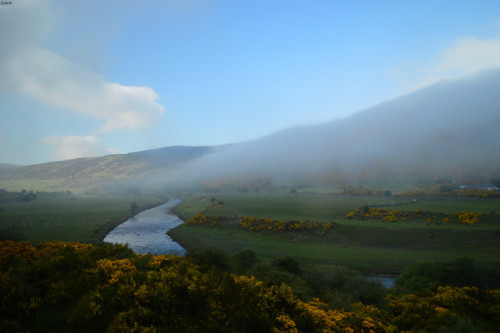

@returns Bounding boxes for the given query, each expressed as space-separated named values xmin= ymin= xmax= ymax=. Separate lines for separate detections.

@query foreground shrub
xmin=1 ymin=241 xmax=499 ymax=332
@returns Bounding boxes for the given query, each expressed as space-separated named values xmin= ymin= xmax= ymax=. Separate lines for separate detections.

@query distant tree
xmin=234 ymin=249 xmax=258 ymax=273
xmin=274 ymin=256 xmax=302 ymax=275
xmin=395 ymin=261 xmax=447 ymax=291
xmin=187 ymin=247 xmax=230 ymax=271
xmin=19 ymin=190 xmax=36 ymax=202
xmin=360 ymin=205 xmax=370 ymax=214
xmin=491 ymin=178 xmax=500 ymax=189
xmin=129 ymin=201 xmax=139 ymax=215
xmin=438 ymin=184 xmax=453 ymax=193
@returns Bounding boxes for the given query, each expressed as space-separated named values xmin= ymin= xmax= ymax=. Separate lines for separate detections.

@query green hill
xmin=0 ymin=146 xmax=219 ymax=192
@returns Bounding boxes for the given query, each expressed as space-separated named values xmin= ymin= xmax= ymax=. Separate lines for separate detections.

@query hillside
xmin=179 ymin=69 xmax=500 ymax=185
xmin=0 ymin=164 xmax=18 ymax=169
xmin=0 ymin=146 xmax=219 ymax=192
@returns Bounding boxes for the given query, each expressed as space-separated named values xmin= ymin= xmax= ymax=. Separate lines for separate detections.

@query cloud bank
xmin=7 ymin=47 xmax=164 ymax=132
xmin=431 ymin=36 xmax=500 ymax=75
xmin=0 ymin=0 xmax=165 ymax=160
xmin=409 ymin=35 xmax=500 ymax=90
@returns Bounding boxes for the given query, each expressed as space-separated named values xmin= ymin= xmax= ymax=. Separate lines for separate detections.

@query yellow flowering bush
xmin=239 ymin=216 xmax=336 ymax=234
xmin=345 ymin=207 xmax=428 ymax=222
xmin=0 ymin=240 xmax=499 ymax=332
xmin=0 ymin=240 xmax=38 ymax=269
xmin=185 ymin=213 xmax=226 ymax=227
xmin=95 ymin=258 xmax=136 ymax=284
xmin=345 ymin=207 xmax=483 ymax=224
xmin=442 ymin=212 xmax=483 ymax=224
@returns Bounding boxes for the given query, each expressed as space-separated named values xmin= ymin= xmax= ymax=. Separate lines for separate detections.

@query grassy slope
xmin=0 ymin=146 xmax=215 ymax=192
xmin=170 ymin=193 xmax=500 ymax=274
xmin=0 ymin=195 xmax=165 ymax=244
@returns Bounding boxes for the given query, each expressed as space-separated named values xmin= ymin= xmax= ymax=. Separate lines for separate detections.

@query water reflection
xmin=104 ymin=199 xmax=186 ymax=255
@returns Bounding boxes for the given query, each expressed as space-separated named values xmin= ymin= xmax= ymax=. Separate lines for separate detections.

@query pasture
xmin=0 ymin=195 xmax=165 ymax=243
xmin=170 ymin=192 xmax=500 ymax=274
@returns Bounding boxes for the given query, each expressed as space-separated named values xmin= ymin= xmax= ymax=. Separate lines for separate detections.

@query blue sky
xmin=2 ymin=0 xmax=500 ymax=165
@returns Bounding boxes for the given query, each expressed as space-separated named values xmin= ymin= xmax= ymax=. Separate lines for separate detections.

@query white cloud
xmin=43 ymin=135 xmax=114 ymax=161
xmin=408 ymin=35 xmax=500 ymax=90
xmin=0 ymin=0 xmax=165 ymax=133
xmin=429 ymin=36 xmax=500 ymax=75
xmin=7 ymin=47 xmax=165 ymax=132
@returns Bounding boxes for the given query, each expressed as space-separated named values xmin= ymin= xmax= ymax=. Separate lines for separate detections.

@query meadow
xmin=1 ymin=189 xmax=499 ymax=275
xmin=0 ymin=194 xmax=166 ymax=244
xmin=170 ymin=192 xmax=500 ymax=274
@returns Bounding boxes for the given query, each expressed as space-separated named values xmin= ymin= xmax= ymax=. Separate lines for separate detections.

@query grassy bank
xmin=0 ymin=195 xmax=166 ymax=243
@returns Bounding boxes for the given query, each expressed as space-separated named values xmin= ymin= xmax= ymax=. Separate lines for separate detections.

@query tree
xmin=234 ymin=249 xmax=258 ymax=273
xmin=491 ymin=178 xmax=500 ymax=189
xmin=274 ymin=256 xmax=302 ymax=275
xmin=395 ymin=261 xmax=447 ymax=291
xmin=129 ymin=201 xmax=139 ymax=215
xmin=187 ymin=247 xmax=230 ymax=271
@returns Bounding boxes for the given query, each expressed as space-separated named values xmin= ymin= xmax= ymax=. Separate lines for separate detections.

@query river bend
xmin=104 ymin=199 xmax=186 ymax=255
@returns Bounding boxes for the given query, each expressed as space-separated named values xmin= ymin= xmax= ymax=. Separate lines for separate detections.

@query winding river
xmin=103 ymin=198 xmax=186 ymax=255
xmin=104 ymin=199 xmax=397 ymax=287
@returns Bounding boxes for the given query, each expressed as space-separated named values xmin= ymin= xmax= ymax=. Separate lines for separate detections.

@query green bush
xmin=187 ymin=247 xmax=230 ymax=271
xmin=395 ymin=261 xmax=448 ymax=291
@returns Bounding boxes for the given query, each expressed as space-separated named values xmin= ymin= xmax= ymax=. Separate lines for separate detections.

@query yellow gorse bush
xmin=239 ymin=216 xmax=336 ymax=234
xmin=446 ymin=211 xmax=483 ymax=224
xmin=95 ymin=258 xmax=136 ymax=284
xmin=345 ymin=208 xmax=483 ymax=224
xmin=185 ymin=213 xmax=226 ymax=227
xmin=0 ymin=240 xmax=38 ymax=269
xmin=345 ymin=208 xmax=423 ymax=222
xmin=1 ymin=240 xmax=499 ymax=332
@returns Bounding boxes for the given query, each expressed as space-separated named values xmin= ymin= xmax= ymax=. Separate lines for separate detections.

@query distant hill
xmin=0 ymin=146 xmax=220 ymax=192
xmin=0 ymin=163 xmax=19 ymax=168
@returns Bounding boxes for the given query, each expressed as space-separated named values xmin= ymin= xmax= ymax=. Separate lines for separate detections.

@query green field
xmin=2 ymin=190 xmax=499 ymax=275
xmin=0 ymin=195 xmax=166 ymax=243
xmin=170 ymin=193 xmax=500 ymax=274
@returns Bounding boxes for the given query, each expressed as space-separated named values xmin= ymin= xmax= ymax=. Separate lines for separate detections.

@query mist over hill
xmin=177 ymin=68 xmax=500 ymax=186
xmin=1 ymin=69 xmax=500 ymax=192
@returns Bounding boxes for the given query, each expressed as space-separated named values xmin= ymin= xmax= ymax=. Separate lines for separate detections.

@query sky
xmin=1 ymin=0 xmax=500 ymax=165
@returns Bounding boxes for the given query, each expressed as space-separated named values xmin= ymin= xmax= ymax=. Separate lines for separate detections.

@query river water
xmin=103 ymin=198 xmax=186 ymax=255
xmin=365 ymin=275 xmax=396 ymax=288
